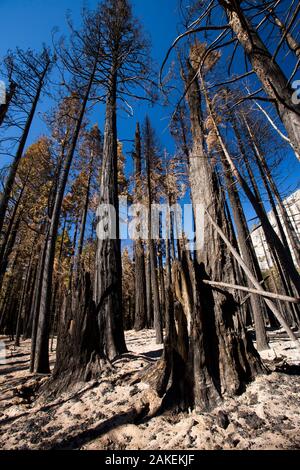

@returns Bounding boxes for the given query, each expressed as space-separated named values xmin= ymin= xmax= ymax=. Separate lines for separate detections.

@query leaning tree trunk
xmin=218 ymin=0 xmax=300 ymax=161
xmin=244 ymin=116 xmax=300 ymax=268
xmin=94 ymin=69 xmax=127 ymax=360
xmin=220 ymin=153 xmax=269 ymax=350
xmin=212 ymin=103 xmax=300 ymax=297
xmin=229 ymin=111 xmax=299 ymax=314
xmin=0 ymin=169 xmax=28 ymax=268
xmin=269 ymin=6 xmax=300 ymax=58
xmin=0 ymin=59 xmax=50 ymax=236
xmin=146 ymin=59 xmax=266 ymax=412
xmin=0 ymin=214 xmax=21 ymax=292
xmin=249 ymin=142 xmax=300 ymax=324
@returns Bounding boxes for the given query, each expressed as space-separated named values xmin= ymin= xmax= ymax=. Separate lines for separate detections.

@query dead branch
xmin=202 ymin=279 xmax=300 ymax=304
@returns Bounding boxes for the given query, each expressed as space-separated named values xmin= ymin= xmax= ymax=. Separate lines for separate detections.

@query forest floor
xmin=0 ymin=329 xmax=300 ymax=450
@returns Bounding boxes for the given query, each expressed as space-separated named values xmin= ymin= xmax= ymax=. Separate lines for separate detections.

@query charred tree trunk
xmin=133 ymin=123 xmax=147 ymax=331
xmin=30 ymin=238 xmax=47 ymax=372
xmin=144 ymin=118 xmax=163 ymax=344
xmin=32 ymin=61 xmax=97 ymax=373
xmin=50 ymin=272 xmax=108 ymax=394
xmin=147 ymin=58 xmax=266 ymax=412
xmin=0 ymin=170 xmax=28 ymax=268
xmin=68 ymin=220 xmax=79 ymax=291
xmin=220 ymin=154 xmax=269 ymax=350
xmin=0 ymin=215 xmax=21 ymax=292
xmin=145 ymin=247 xmax=153 ymax=328
xmin=77 ymin=156 xmax=93 ymax=269
xmin=94 ymin=69 xmax=127 ymax=359
xmin=15 ymin=246 xmax=35 ymax=346
xmin=158 ymin=241 xmax=166 ymax=327
xmin=134 ymin=240 xmax=147 ymax=332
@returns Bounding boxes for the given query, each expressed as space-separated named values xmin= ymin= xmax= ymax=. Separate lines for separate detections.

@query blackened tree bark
xmin=0 ymin=213 xmax=23 ymax=293
xmin=50 ymin=272 xmax=108 ymax=394
xmin=147 ymin=56 xmax=266 ymax=412
xmin=0 ymin=167 xmax=29 ymax=274
xmin=77 ymin=175 xmax=91 ymax=262
xmin=77 ymin=125 xmax=102 ymax=268
xmin=133 ymin=123 xmax=147 ymax=331
xmin=93 ymin=0 xmax=151 ymax=358
xmin=158 ymin=239 xmax=166 ymax=326
xmin=144 ymin=117 xmax=163 ymax=344
xmin=220 ymin=154 xmax=269 ymax=350
xmin=94 ymin=70 xmax=127 ymax=359
xmin=145 ymin=247 xmax=153 ymax=328
xmin=32 ymin=60 xmax=98 ymax=373
xmin=15 ymin=242 xmax=36 ymax=346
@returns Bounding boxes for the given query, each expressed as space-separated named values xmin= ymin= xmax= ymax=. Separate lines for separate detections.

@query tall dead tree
xmin=133 ymin=123 xmax=147 ymax=331
xmin=143 ymin=117 xmax=163 ymax=344
xmin=77 ymin=125 xmax=103 ymax=267
xmin=147 ymin=50 xmax=266 ymax=412
xmin=0 ymin=48 xmax=52 ymax=237
xmin=218 ymin=0 xmax=300 ymax=161
xmin=32 ymin=62 xmax=98 ymax=374
xmin=243 ymin=115 xmax=300 ymax=269
xmin=93 ymin=0 xmax=152 ymax=358
xmin=219 ymin=151 xmax=269 ymax=349
xmin=201 ymin=80 xmax=269 ymax=350
xmin=268 ymin=4 xmax=300 ymax=58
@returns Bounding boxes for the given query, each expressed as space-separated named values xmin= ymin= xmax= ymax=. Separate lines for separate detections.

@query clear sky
xmin=0 ymin=0 xmax=299 ymax=228
xmin=0 ymin=0 xmax=181 ymax=151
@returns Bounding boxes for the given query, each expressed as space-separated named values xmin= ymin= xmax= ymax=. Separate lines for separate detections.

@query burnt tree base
xmin=45 ymin=272 xmax=111 ymax=396
xmin=141 ymin=256 xmax=268 ymax=413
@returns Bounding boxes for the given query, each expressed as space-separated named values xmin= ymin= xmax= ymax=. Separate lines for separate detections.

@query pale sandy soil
xmin=0 ymin=329 xmax=300 ymax=450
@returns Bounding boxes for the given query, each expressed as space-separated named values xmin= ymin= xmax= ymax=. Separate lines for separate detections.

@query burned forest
xmin=0 ymin=0 xmax=300 ymax=453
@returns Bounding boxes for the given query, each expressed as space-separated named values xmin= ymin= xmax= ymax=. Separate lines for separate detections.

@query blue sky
xmin=0 ymin=0 xmax=299 ymax=230
xmin=0 ymin=0 xmax=180 ymax=151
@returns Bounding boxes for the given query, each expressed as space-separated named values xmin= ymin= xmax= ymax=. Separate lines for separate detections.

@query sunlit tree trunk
xmin=219 ymin=0 xmax=300 ymax=161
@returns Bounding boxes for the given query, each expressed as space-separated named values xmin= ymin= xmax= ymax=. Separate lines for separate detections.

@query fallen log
xmin=202 ymin=279 xmax=300 ymax=304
